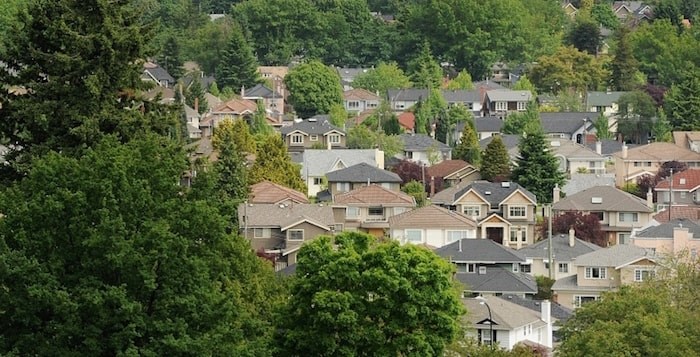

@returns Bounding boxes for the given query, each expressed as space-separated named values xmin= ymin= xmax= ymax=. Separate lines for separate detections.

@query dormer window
xmin=291 ymin=134 xmax=304 ymax=145
xmin=328 ymin=134 xmax=341 ymax=144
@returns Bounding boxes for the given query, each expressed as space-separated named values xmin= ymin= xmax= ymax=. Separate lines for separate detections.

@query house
xmin=242 ymin=83 xmax=285 ymax=117
xmin=280 ymin=118 xmax=346 ymax=152
xmin=489 ymin=62 xmax=521 ymax=88
xmin=334 ymin=184 xmax=416 ymax=237
xmin=293 ymin=149 xmax=384 ymax=197
xmin=343 ymin=88 xmax=381 ymax=113
xmin=539 ymin=112 xmax=596 ymax=144
xmin=183 ymin=104 xmax=202 ymax=139
xmin=478 ymin=134 xmax=521 ymax=163
xmin=482 ymin=90 xmax=533 ymax=117
xmin=632 ymin=218 xmax=700 ymax=256
xmin=585 ymin=139 xmax=631 ymax=161
xmin=585 ymin=91 xmax=628 ymax=117
xmin=563 ymin=2 xmax=578 ymax=17
xmin=204 ymin=92 xmax=223 ymax=112
xmin=397 ymin=111 xmax=415 ymax=133
xmin=336 ymin=67 xmax=372 ymax=91
xmin=431 ymin=181 xmax=538 ymax=248
xmin=562 ymin=174 xmax=616 ymax=197
xmin=552 ymin=185 xmax=654 ymax=245
xmin=387 ymin=88 xmax=429 ymax=112
xmin=238 ymin=202 xmax=338 ymax=271
xmin=141 ymin=62 xmax=175 ymax=88
xmin=612 ymin=1 xmax=653 ymax=22
xmin=388 ymin=205 xmax=476 ymax=247
xmin=612 ymin=142 xmax=700 ymax=187
xmin=518 ymin=230 xmax=602 ymax=281
xmin=547 ymin=138 xmax=606 ymax=176
xmin=325 ymin=162 xmax=402 ymax=196
xmin=653 ymin=206 xmax=700 ymax=224
xmin=672 ymin=131 xmax=700 ymax=153
xmin=498 ymin=294 xmax=573 ymax=342
xmin=181 ymin=71 xmax=216 ymax=92
xmin=199 ymin=98 xmax=258 ymax=137
xmin=654 ymin=168 xmax=700 ymax=209
xmin=552 ymin=244 xmax=657 ymax=309
xmin=462 ymin=297 xmax=553 ymax=350
xmin=396 ymin=133 xmax=452 ymax=166
xmin=441 ymin=89 xmax=482 ymax=114
xmin=425 ymin=160 xmax=481 ymax=189
xmin=454 ymin=117 xmax=504 ymax=143
xmin=249 ymin=181 xmax=309 ymax=205
xmin=257 ymin=66 xmax=289 ymax=104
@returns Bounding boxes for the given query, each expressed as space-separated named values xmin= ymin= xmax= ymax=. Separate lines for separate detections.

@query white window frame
xmin=328 ymin=134 xmax=341 ymax=144
xmin=574 ymin=295 xmax=599 ymax=308
xmin=558 ymin=263 xmax=568 ymax=273
xmin=310 ymin=134 xmax=318 ymax=141
xmin=618 ymin=232 xmax=631 ymax=245
xmin=348 ymin=101 xmax=359 ymax=108
xmin=288 ymin=229 xmax=304 ymax=241
xmin=447 ymin=230 xmax=469 ymax=243
xmin=495 ymin=101 xmax=507 ymax=111
xmin=290 ymin=133 xmax=304 ymax=145
xmin=368 ymin=207 xmax=384 ymax=216
xmin=405 ymin=229 xmax=423 ymax=243
xmin=462 ymin=205 xmax=480 ymax=218
xmin=346 ymin=206 xmax=360 ymax=218
xmin=313 ymin=177 xmax=324 ymax=185
xmin=618 ymin=212 xmax=639 ymax=222
xmin=336 ymin=182 xmax=350 ymax=192
xmin=508 ymin=205 xmax=527 ymax=218
xmin=517 ymin=101 xmax=526 ymax=111
xmin=584 ymin=267 xmax=607 ymax=279
xmin=634 ymin=268 xmax=655 ymax=282
xmin=254 ymin=228 xmax=271 ymax=238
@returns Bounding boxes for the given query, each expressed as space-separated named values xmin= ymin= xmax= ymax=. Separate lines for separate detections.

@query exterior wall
xmin=285 ymin=133 xmax=346 ymax=151
xmin=657 ymin=190 xmax=699 ymax=206
xmin=633 ymin=228 xmax=700 ymax=255
xmin=568 ymin=159 xmax=605 ymax=175
xmin=528 ymin=258 xmax=576 ymax=281
xmin=390 ymin=227 xmax=476 ymax=247
xmin=575 ymin=265 xmax=620 ymax=288
xmin=614 ymin=158 xmax=662 ymax=187
xmin=246 ymin=228 xmax=285 ymax=253
xmin=344 ymin=99 xmax=379 ymax=113
xmin=328 ymin=181 xmax=400 ymax=196
xmin=391 ymin=100 xmax=419 ymax=111
xmin=554 ymin=291 xmax=603 ymax=310
xmin=619 ymin=260 xmax=656 ymax=285
xmin=284 ymin=222 xmax=331 ymax=251
xmin=306 ymin=177 xmax=324 ymax=197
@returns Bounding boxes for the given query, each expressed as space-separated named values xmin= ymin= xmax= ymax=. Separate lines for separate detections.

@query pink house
xmin=632 ymin=219 xmax=700 ymax=257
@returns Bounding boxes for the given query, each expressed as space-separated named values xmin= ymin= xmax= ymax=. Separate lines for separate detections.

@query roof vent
xmin=501 ymin=182 xmax=510 ymax=188
xmin=550 ymin=141 xmax=561 ymax=147
xmin=680 ymin=178 xmax=686 ymax=185
xmin=308 ymin=118 xmax=317 ymax=122
xmin=478 ymin=266 xmax=487 ymax=275
xmin=485 ymin=191 xmax=492 ymax=195
xmin=591 ymin=197 xmax=603 ymax=204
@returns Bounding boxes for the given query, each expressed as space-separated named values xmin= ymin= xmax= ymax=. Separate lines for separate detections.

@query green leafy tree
xmin=248 ymin=134 xmax=306 ymax=192
xmin=329 ymin=103 xmax=348 ymax=128
xmin=512 ymin=75 xmax=537 ymax=98
xmin=188 ymin=17 xmax=235 ymax=75
xmin=413 ymin=100 xmax=431 ymax=134
xmin=617 ymin=91 xmax=656 ymax=144
xmin=652 ymin=112 xmax=673 ymax=143
xmin=403 ymin=180 xmax=428 ymax=207
xmin=535 ymin=276 xmax=555 ymax=300
xmin=592 ymin=113 xmax=613 ymax=140
xmin=664 ymin=76 xmax=700 ymax=131
xmin=213 ymin=119 xmax=257 ymax=155
xmin=528 ymin=46 xmax=608 ymax=95
xmin=610 ymin=26 xmax=639 ymax=92
xmin=512 ymin=130 xmax=565 ymax=204
xmin=480 ymin=135 xmax=512 ymax=182
xmin=502 ymin=102 xmax=540 ymax=135
xmin=408 ymin=42 xmax=443 ymax=89
xmin=209 ymin=81 xmax=221 ymax=97
xmin=346 ymin=125 xmax=404 ymax=158
xmin=453 ymin=119 xmax=481 ymax=167
xmin=0 ymin=135 xmax=280 ymax=355
xmin=446 ymin=70 xmax=474 ymax=90
xmin=352 ymin=62 xmax=412 ymax=96
xmin=249 ymin=101 xmax=273 ymax=136
xmin=284 ymin=60 xmax=343 ymax=118
xmin=276 ymin=232 xmax=464 ymax=355
xmin=591 ymin=2 xmax=619 ymax=30
xmin=185 ymin=78 xmax=209 ymax=114
xmin=566 ymin=17 xmax=602 ymax=55
xmin=215 ymin=25 xmax=259 ymax=91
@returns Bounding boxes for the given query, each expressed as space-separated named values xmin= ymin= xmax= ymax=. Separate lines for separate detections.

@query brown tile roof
xmin=333 ymin=184 xmax=416 ymax=206
xmin=349 ymin=109 xmax=375 ymax=126
xmin=655 ymin=169 xmax=700 ymax=191
xmin=426 ymin=160 xmax=471 ymax=178
xmin=398 ymin=112 xmax=415 ymax=131
xmin=257 ymin=66 xmax=289 ymax=79
xmin=211 ymin=98 xmax=258 ymax=115
xmin=553 ymin=185 xmax=653 ymax=213
xmin=343 ymin=88 xmax=381 ymax=101
xmin=389 ymin=204 xmax=476 ymax=229
xmin=238 ymin=203 xmax=335 ymax=229
xmin=613 ymin=142 xmax=700 ymax=161
xmin=249 ymin=181 xmax=309 ymax=204
xmin=654 ymin=206 xmax=700 ymax=223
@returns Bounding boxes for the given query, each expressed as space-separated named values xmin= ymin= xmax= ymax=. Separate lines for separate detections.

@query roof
xmin=276 ymin=263 xmax=297 ymax=276
xmin=473 ymin=80 xmax=507 ymax=92
xmin=296 ymin=149 xmax=379 ymax=178
xmin=539 ymin=112 xmax=594 ymax=135
xmin=475 ymin=117 xmax=504 ymax=132
xmin=333 ymin=184 xmax=415 ymax=206
xmin=337 ymin=67 xmax=372 ymax=80
xmin=343 ymin=88 xmax=381 ymax=101
xmin=183 ymin=104 xmax=199 ymax=119
xmin=397 ymin=112 xmax=415 ymax=131
xmin=325 ymin=162 xmax=401 ymax=183
xmin=586 ymin=91 xmax=628 ymax=107
xmin=498 ymin=295 xmax=573 ymax=323
xmin=204 ymin=93 xmax=222 ymax=109
xmin=573 ymin=244 xmax=655 ymax=268
xmin=519 ymin=233 xmax=601 ymax=262
xmin=563 ymin=174 xmax=616 ymax=196
xmin=249 ymin=181 xmax=309 ymax=204
xmin=400 ymin=133 xmax=451 ymax=152
xmin=237 ymin=203 xmax=335 ymax=229
xmin=653 ymin=206 xmax=700 ymax=223
xmin=143 ymin=63 xmax=174 ymax=83
xmin=451 ymin=181 xmax=537 ymax=207
xmin=426 ymin=160 xmax=471 ymax=178
xmin=585 ymin=139 xmax=632 ymax=156
xmin=257 ymin=66 xmax=289 ymax=79
xmin=281 ymin=119 xmax=345 ymax=136
xmin=211 ymin=98 xmax=258 ymax=115
xmin=485 ymin=89 xmax=533 ymax=102
xmin=243 ymin=83 xmax=281 ymax=99
xmin=478 ymin=134 xmax=521 ymax=151
xmin=387 ymin=88 xmax=430 ymax=102
xmin=612 ymin=142 xmax=700 ymax=161
xmin=553 ymin=185 xmax=653 ymax=213
xmin=454 ymin=267 xmax=537 ymax=295
xmin=388 ymin=205 xmax=476 ymax=229
xmin=462 ymin=296 xmax=543 ymax=329
xmin=440 ymin=89 xmax=480 ymax=103
xmin=655 ymin=169 xmax=700 ymax=191
xmin=435 ymin=239 xmax=526 ymax=263
xmin=549 ymin=139 xmax=605 ymax=161
xmin=634 ymin=219 xmax=700 ymax=239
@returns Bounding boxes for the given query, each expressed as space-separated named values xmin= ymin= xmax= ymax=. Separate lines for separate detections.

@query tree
xmin=408 ymin=42 xmax=443 ymax=89
xmin=275 ymin=232 xmax=464 ymax=355
xmin=284 ymin=60 xmax=343 ymax=118
xmin=535 ymin=276 xmax=555 ymax=300
xmin=566 ymin=17 xmax=602 ymax=55
xmin=0 ymin=135 xmax=280 ymax=355
xmin=512 ymin=75 xmax=537 ymax=98
xmin=329 ymin=103 xmax=348 ymax=128
xmin=664 ymin=76 xmax=700 ymax=131
xmin=158 ymin=35 xmax=184 ymax=80
xmin=185 ymin=78 xmax=209 ymax=114
xmin=503 ymin=102 xmax=541 ymax=135
xmin=636 ymin=161 xmax=689 ymax=200
xmin=592 ymin=113 xmax=613 ymax=140
xmin=446 ymin=70 xmax=474 ymax=90
xmin=212 ymin=119 xmax=256 ymax=155
xmin=250 ymin=101 xmax=273 ymax=136
xmin=617 ymin=91 xmax=657 ymax=144
xmin=610 ymin=26 xmax=639 ymax=92
xmin=528 ymin=46 xmax=608 ymax=95
xmin=248 ymin=135 xmax=306 ymax=192
xmin=590 ymin=2 xmax=619 ymax=30
xmin=352 ymin=62 xmax=412 ymax=96
xmin=652 ymin=112 xmax=673 ymax=143
xmin=215 ymin=25 xmax=259 ymax=91
xmin=539 ymin=211 xmax=606 ymax=247
xmin=512 ymin=130 xmax=565 ymax=204
xmin=403 ymin=180 xmax=428 ymax=207
xmin=453 ymin=119 xmax=481 ymax=167
xmin=209 ymin=81 xmax=221 ymax=97
xmin=391 ymin=159 xmax=424 ymax=185
xmin=480 ymin=136 xmax=512 ymax=182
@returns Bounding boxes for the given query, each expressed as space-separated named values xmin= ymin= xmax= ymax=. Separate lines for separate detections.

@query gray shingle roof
xmin=585 ymin=140 xmax=634 ymax=156
xmin=441 ymin=89 xmax=480 ymax=103
xmin=586 ymin=91 xmax=629 ymax=107
xmin=244 ymin=83 xmax=281 ymax=99
xmin=387 ymin=88 xmax=430 ymax=102
xmin=281 ymin=119 xmax=345 ymax=136
xmin=454 ymin=266 xmax=537 ymax=294
xmin=573 ymin=244 xmax=655 ymax=268
xmin=539 ymin=112 xmax=595 ymax=135
xmin=563 ymin=174 xmax=616 ymax=196
xmin=498 ymin=295 xmax=573 ymax=323
xmin=474 ymin=118 xmax=505 ymax=132
xmin=325 ymin=162 xmax=401 ymax=183
xmin=237 ymin=203 xmax=336 ymax=229
xmin=435 ymin=239 xmax=526 ymax=263
xmin=486 ymin=89 xmax=533 ymax=102
xmin=144 ymin=66 xmax=174 ymax=83
xmin=634 ymin=219 xmax=700 ymax=239
xmin=448 ymin=181 xmax=537 ymax=207
xmin=400 ymin=133 xmax=451 ymax=151
xmin=463 ymin=296 xmax=544 ymax=329
xmin=478 ymin=134 xmax=521 ymax=151
xmin=553 ymin=185 xmax=653 ymax=213
xmin=296 ymin=149 xmax=379 ymax=178
xmin=518 ymin=233 xmax=602 ymax=262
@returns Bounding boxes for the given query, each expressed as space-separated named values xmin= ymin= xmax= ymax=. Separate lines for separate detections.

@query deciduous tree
xmin=539 ymin=211 xmax=605 ymax=247
xmin=446 ymin=69 xmax=474 ymax=90
xmin=592 ymin=113 xmax=613 ymax=140
xmin=617 ymin=91 xmax=656 ymax=144
xmin=352 ymin=62 xmax=412 ymax=96
xmin=284 ymin=60 xmax=343 ymax=118
xmin=212 ymin=119 xmax=256 ymax=155
xmin=610 ymin=26 xmax=639 ymax=92
xmin=528 ymin=46 xmax=608 ymax=95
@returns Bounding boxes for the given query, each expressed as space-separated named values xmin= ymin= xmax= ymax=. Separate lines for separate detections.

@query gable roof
xmin=211 ymin=98 xmax=258 ymax=115
xmin=553 ymin=185 xmax=653 ymax=213
xmin=485 ymin=89 xmax=533 ymax=102
xmin=573 ymin=244 xmax=655 ymax=268
xmin=397 ymin=112 xmax=415 ymax=131
xmin=473 ymin=80 xmax=507 ymax=91
xmin=672 ymin=131 xmax=700 ymax=150
xmin=389 ymin=205 xmax=476 ymax=229
xmin=387 ymin=88 xmax=430 ymax=102
xmin=296 ymin=149 xmax=379 ymax=178
xmin=519 ymin=233 xmax=601 ymax=262
xmin=238 ymin=203 xmax=335 ymax=230
xmin=498 ymin=295 xmax=573 ymax=323
xmin=653 ymin=206 xmax=700 ymax=223
xmin=426 ymin=160 xmax=472 ymax=178
xmin=143 ymin=63 xmax=174 ymax=83
xmin=586 ymin=91 xmax=628 ymax=107
xmin=440 ymin=89 xmax=481 ymax=103
xmin=478 ymin=134 xmax=521 ymax=152
xmin=400 ymin=133 xmax=451 ymax=152
xmin=325 ymin=162 xmax=401 ymax=183
xmin=563 ymin=174 xmax=616 ymax=197
xmin=435 ymin=238 xmax=526 ymax=263
xmin=281 ymin=119 xmax=345 ymax=136
xmin=454 ymin=267 xmax=537 ymax=295
xmin=585 ymin=139 xmax=632 ymax=156
xmin=333 ymin=184 xmax=415 ymax=206
xmin=456 ymin=118 xmax=504 ymax=134
xmin=249 ymin=181 xmax=309 ymax=204
xmin=613 ymin=142 xmax=700 ymax=161
xmin=337 ymin=67 xmax=372 ymax=81
xmin=549 ymin=139 xmax=605 ymax=161
xmin=539 ymin=112 xmax=595 ymax=135
xmin=454 ymin=181 xmax=537 ymax=207
xmin=343 ymin=88 xmax=381 ymax=101
xmin=243 ymin=83 xmax=281 ymax=99
xmin=655 ymin=169 xmax=700 ymax=191
xmin=634 ymin=218 xmax=700 ymax=239
xmin=257 ymin=66 xmax=289 ymax=79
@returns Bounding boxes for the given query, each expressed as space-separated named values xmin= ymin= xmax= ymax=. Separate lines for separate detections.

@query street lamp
xmin=475 ymin=296 xmax=494 ymax=349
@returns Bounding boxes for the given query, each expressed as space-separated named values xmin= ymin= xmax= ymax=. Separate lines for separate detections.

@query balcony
xmin=361 ymin=216 xmax=389 ymax=229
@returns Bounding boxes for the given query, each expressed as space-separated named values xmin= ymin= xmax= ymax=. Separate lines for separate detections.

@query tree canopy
xmin=248 ymin=134 xmax=306 ymax=192
xmin=512 ymin=130 xmax=565 ymax=204
xmin=284 ymin=60 xmax=343 ymax=118
xmin=352 ymin=62 xmax=412 ymax=96
xmin=480 ymin=135 xmax=512 ymax=182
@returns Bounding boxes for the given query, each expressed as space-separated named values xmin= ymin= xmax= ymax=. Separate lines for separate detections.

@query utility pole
xmin=548 ymin=204 xmax=553 ymax=280
xmin=669 ymin=169 xmax=674 ymax=221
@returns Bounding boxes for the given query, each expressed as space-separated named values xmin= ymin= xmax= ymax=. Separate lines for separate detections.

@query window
xmin=462 ymin=205 xmax=481 ymax=218
xmin=521 ymin=264 xmax=531 ymax=273
xmin=456 ymin=263 xmax=477 ymax=273
xmin=618 ymin=233 xmax=631 ymax=245
xmin=509 ymin=226 xmax=528 ymax=243
xmin=512 ymin=263 xmax=519 ymax=272
xmin=254 ymin=228 xmax=271 ymax=238
xmin=346 ymin=207 xmax=360 ymax=218
xmin=328 ymin=134 xmax=341 ymax=144
xmin=681 ymin=191 xmax=687 ymax=199
xmin=509 ymin=206 xmax=527 ymax=218
xmin=618 ymin=212 xmax=639 ymax=222
xmin=517 ymin=101 xmax=526 ymax=111
xmin=585 ymin=267 xmax=607 ymax=279
xmin=633 ymin=161 xmax=642 ymax=167
xmin=291 ymin=134 xmax=304 ymax=145
xmin=288 ymin=229 xmax=304 ymax=241
xmin=406 ymin=229 xmax=423 ymax=243
xmin=592 ymin=211 xmax=604 ymax=221
xmin=367 ymin=101 xmax=378 ymax=108
xmin=348 ymin=101 xmax=359 ymax=108
xmin=368 ymin=207 xmax=384 ymax=216
xmin=635 ymin=269 xmax=655 ymax=282
xmin=447 ymin=230 xmax=469 ymax=243
xmin=334 ymin=224 xmax=344 ymax=232
xmin=595 ymin=106 xmax=606 ymax=113
xmin=478 ymin=266 xmax=487 ymax=274
xmin=558 ymin=263 xmax=569 ymax=273
xmin=574 ymin=295 xmax=599 ymax=307
xmin=404 ymin=151 xmax=413 ymax=159
xmin=310 ymin=135 xmax=318 ymax=141
xmin=381 ymin=182 xmax=392 ymax=189
xmin=336 ymin=182 xmax=350 ymax=192
xmin=313 ymin=177 xmax=324 ymax=185
xmin=495 ymin=101 xmax=507 ymax=111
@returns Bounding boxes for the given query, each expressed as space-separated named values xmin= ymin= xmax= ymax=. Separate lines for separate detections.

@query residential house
xmin=431 ymin=181 xmax=538 ymax=248
xmin=343 ymin=88 xmax=381 ymax=113
xmin=540 ymin=112 xmax=596 ymax=144
xmin=141 ymin=62 xmax=175 ymax=88
xmin=397 ymin=112 xmax=415 ymax=133
xmin=387 ymin=88 xmax=429 ymax=112
xmin=482 ymin=90 xmax=533 ymax=117
xmin=462 ymin=297 xmax=553 ymax=350
xmin=441 ymin=89 xmax=482 ymax=115
xmin=293 ymin=149 xmax=384 ymax=197
xmin=654 ymin=168 xmax=700 ymax=209
xmin=238 ymin=202 xmax=338 ymax=271
xmin=242 ymin=83 xmax=285 ymax=118
xmin=280 ymin=119 xmax=346 ymax=152
xmin=585 ymin=91 xmax=628 ymax=117
xmin=612 ymin=1 xmax=653 ymax=23
xmin=435 ymin=239 xmax=537 ymax=297
xmin=553 ymin=185 xmax=654 ymax=245
xmin=632 ymin=218 xmax=700 ymax=257
xmin=653 ymin=206 xmax=700 ymax=224
xmin=519 ymin=230 xmax=602 ymax=281
xmin=388 ymin=205 xmax=476 ymax=247
xmin=199 ymin=98 xmax=258 ymax=137
xmin=426 ymin=160 xmax=481 ymax=191
xmin=548 ymin=139 xmax=606 ymax=176
xmin=334 ymin=184 xmax=416 ymax=237
xmin=183 ymin=104 xmax=202 ymax=139
xmin=249 ymin=181 xmax=309 ymax=205
xmin=673 ymin=131 xmax=700 ymax=153
xmin=336 ymin=67 xmax=372 ymax=91
xmin=562 ymin=2 xmax=578 ymax=17
xmin=489 ymin=62 xmax=521 ymax=88
xmin=454 ymin=117 xmax=504 ymax=143
xmin=181 ymin=71 xmax=216 ymax=92
xmin=585 ymin=139 xmax=631 ymax=161
xmin=204 ymin=92 xmax=222 ymax=112
xmin=326 ymin=162 xmax=402 ymax=196
xmin=562 ymin=174 xmax=616 ymax=197
xmin=552 ymin=244 xmax=657 ymax=309
xmin=396 ymin=133 xmax=452 ymax=166
xmin=612 ymin=142 xmax=700 ymax=187
xmin=499 ymin=294 xmax=573 ymax=342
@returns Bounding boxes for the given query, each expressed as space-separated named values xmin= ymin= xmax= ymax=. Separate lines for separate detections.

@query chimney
xmin=595 ymin=141 xmax=602 ymax=155
xmin=327 ymin=138 xmax=332 ymax=150
xmin=553 ymin=184 xmax=560 ymax=204
xmin=194 ymin=97 xmax=199 ymax=114
xmin=430 ymin=176 xmax=435 ymax=197
xmin=569 ymin=228 xmax=575 ymax=247
xmin=458 ymin=238 xmax=462 ymax=252
xmin=241 ymin=85 xmax=245 ymax=97
xmin=622 ymin=144 xmax=628 ymax=159
xmin=541 ymin=300 xmax=553 ymax=348
xmin=646 ymin=188 xmax=654 ymax=209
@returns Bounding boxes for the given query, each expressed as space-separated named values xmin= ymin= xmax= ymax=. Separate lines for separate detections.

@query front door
xmin=486 ymin=227 xmax=503 ymax=244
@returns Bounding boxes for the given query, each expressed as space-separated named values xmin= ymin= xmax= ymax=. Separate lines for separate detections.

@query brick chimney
xmin=194 ymin=97 xmax=199 ymax=114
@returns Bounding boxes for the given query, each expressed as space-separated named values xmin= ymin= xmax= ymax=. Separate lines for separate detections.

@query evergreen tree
xmin=185 ymin=78 xmax=208 ymax=114
xmin=617 ymin=91 xmax=656 ymax=144
xmin=408 ymin=42 xmax=442 ymax=89
xmin=480 ymin=135 xmax=511 ymax=182
xmin=209 ymin=81 xmax=220 ymax=97
xmin=413 ymin=100 xmax=431 ymax=134
xmin=248 ymin=135 xmax=306 ymax=192
xmin=652 ymin=112 xmax=673 ymax=143
xmin=664 ymin=76 xmax=700 ymax=131
xmin=158 ymin=35 xmax=184 ymax=80
xmin=435 ymin=109 xmax=451 ymax=144
xmin=610 ymin=26 xmax=639 ymax=91
xmin=213 ymin=119 xmax=257 ymax=156
xmin=453 ymin=119 xmax=481 ymax=167
xmin=593 ymin=113 xmax=613 ymax=140
xmin=512 ymin=130 xmax=565 ymax=204
xmin=502 ymin=102 xmax=540 ymax=135
xmin=215 ymin=25 xmax=259 ymax=91
xmin=250 ymin=101 xmax=273 ymax=136
xmin=211 ymin=136 xmax=249 ymax=227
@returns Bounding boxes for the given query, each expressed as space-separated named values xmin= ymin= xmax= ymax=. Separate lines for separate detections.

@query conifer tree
xmin=408 ymin=42 xmax=442 ymax=89
xmin=158 ymin=35 xmax=184 ymax=80
xmin=215 ymin=25 xmax=259 ymax=91
xmin=610 ymin=26 xmax=639 ymax=91
xmin=250 ymin=101 xmax=273 ymax=136
xmin=213 ymin=119 xmax=257 ymax=156
xmin=453 ymin=119 xmax=481 ymax=167
xmin=511 ymin=129 xmax=565 ymax=204
xmin=185 ymin=78 xmax=208 ymax=114
xmin=480 ymin=135 xmax=511 ymax=182
xmin=248 ymin=135 xmax=306 ymax=192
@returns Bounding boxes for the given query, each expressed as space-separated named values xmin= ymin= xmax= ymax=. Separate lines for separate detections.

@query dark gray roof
xmin=586 ymin=91 xmax=629 ymax=107
xmin=441 ymin=89 xmax=480 ymax=103
xmin=182 ymin=72 xmax=216 ymax=90
xmin=453 ymin=266 xmax=537 ymax=294
xmin=447 ymin=180 xmax=536 ymax=207
xmin=281 ymin=119 xmax=345 ymax=136
xmin=563 ymin=174 xmax=616 ymax=196
xmin=325 ymin=162 xmax=402 ymax=183
xmin=478 ymin=134 xmax=520 ymax=151
xmin=435 ymin=239 xmax=526 ymax=263
xmin=473 ymin=80 xmax=507 ymax=91
xmin=539 ymin=112 xmax=595 ymax=135
xmin=634 ymin=219 xmax=700 ymax=239
xmin=585 ymin=140 xmax=635 ymax=156
xmin=144 ymin=66 xmax=174 ymax=83
xmin=400 ymin=133 xmax=450 ymax=152
xmin=518 ymin=233 xmax=602 ymax=262
xmin=457 ymin=118 xmax=504 ymax=134
xmin=276 ymin=263 xmax=297 ymax=276
xmin=387 ymin=88 xmax=430 ymax=102
xmin=498 ymin=295 xmax=574 ymax=323
xmin=244 ymin=83 xmax=281 ymax=99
